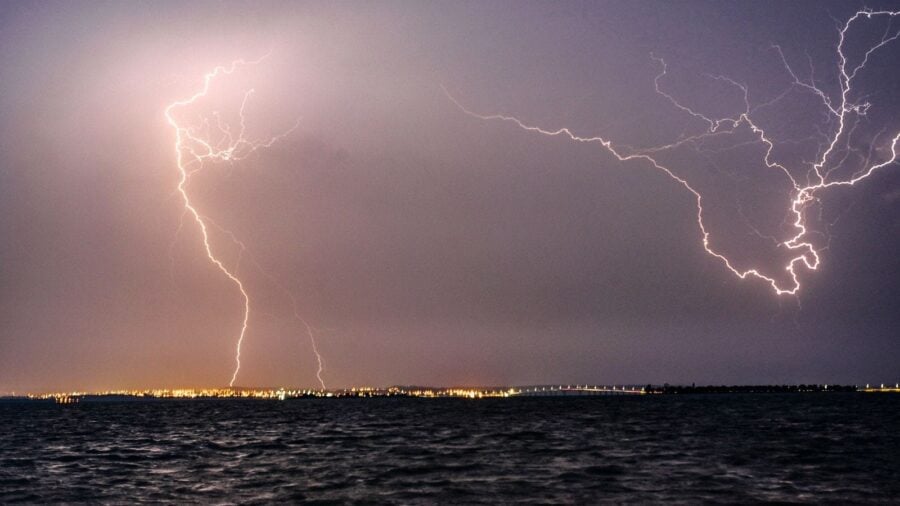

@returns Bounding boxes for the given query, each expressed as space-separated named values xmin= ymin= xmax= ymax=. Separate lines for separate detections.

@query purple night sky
xmin=1 ymin=1 xmax=898 ymax=392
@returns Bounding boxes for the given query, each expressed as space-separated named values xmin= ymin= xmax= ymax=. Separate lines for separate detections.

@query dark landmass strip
xmin=644 ymin=384 xmax=858 ymax=394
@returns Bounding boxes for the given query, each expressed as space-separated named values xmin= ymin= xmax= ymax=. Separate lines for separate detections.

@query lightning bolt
xmin=205 ymin=218 xmax=327 ymax=389
xmin=446 ymin=9 xmax=900 ymax=296
xmin=165 ymin=57 xmax=326 ymax=388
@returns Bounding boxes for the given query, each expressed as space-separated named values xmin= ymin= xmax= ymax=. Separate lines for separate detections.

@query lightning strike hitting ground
xmin=446 ymin=9 xmax=900 ymax=296
xmin=206 ymin=219 xmax=327 ymax=389
xmin=165 ymin=58 xmax=326 ymax=388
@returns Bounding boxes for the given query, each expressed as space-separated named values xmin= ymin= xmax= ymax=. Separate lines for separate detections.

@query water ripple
xmin=1 ymin=395 xmax=898 ymax=503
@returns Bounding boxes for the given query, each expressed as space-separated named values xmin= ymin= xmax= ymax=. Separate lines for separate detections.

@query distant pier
xmin=509 ymin=385 xmax=644 ymax=396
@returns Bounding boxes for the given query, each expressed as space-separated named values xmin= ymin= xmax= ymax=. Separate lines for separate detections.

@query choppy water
xmin=1 ymin=394 xmax=898 ymax=503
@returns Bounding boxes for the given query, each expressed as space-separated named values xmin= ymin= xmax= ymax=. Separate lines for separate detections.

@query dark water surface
xmin=1 ymin=394 xmax=898 ymax=504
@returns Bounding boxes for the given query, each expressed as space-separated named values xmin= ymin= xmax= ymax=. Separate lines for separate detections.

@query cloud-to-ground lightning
xmin=165 ymin=58 xmax=326 ymax=388
xmin=446 ymin=9 xmax=900 ymax=296
xmin=205 ymin=219 xmax=327 ymax=389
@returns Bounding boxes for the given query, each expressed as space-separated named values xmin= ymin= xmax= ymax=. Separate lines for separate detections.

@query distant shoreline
xmin=2 ymin=383 xmax=898 ymax=404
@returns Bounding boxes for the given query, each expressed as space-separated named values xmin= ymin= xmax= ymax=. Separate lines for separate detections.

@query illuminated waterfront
xmin=13 ymin=383 xmax=899 ymax=404
xmin=22 ymin=385 xmax=642 ymax=403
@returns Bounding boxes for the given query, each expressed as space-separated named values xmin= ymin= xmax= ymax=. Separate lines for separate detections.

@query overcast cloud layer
xmin=1 ymin=0 xmax=898 ymax=391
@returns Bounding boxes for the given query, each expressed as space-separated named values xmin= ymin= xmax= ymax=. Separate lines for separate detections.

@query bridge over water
xmin=509 ymin=385 xmax=644 ymax=396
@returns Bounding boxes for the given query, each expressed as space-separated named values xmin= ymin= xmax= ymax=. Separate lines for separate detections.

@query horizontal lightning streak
xmin=445 ymin=8 xmax=900 ymax=296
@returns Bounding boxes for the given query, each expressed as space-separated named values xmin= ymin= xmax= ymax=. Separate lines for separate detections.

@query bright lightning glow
xmin=165 ymin=57 xmax=326 ymax=388
xmin=446 ymin=9 xmax=900 ymax=296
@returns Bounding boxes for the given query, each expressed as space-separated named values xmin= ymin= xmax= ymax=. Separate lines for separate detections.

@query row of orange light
xmin=29 ymin=383 xmax=898 ymax=400
xmin=29 ymin=387 xmax=515 ymax=400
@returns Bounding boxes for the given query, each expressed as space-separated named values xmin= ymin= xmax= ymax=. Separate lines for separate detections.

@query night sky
xmin=1 ymin=1 xmax=898 ymax=392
